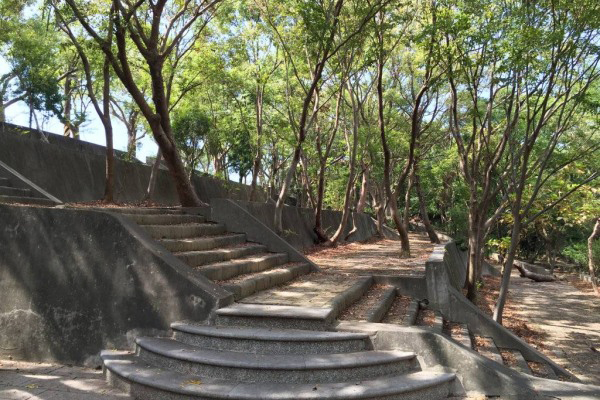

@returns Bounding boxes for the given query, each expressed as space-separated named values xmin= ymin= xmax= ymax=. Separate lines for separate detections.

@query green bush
xmin=562 ymin=240 xmax=600 ymax=273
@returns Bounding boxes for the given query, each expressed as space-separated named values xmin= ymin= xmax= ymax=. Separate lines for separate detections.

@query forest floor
xmin=477 ymin=268 xmax=600 ymax=385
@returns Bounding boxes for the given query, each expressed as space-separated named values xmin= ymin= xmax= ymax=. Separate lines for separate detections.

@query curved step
xmin=170 ymin=323 xmax=371 ymax=354
xmin=198 ymin=253 xmax=289 ymax=281
xmin=222 ymin=263 xmax=311 ymax=300
xmin=135 ymin=337 xmax=418 ymax=384
xmin=103 ymin=351 xmax=454 ymax=399
xmin=215 ymin=303 xmax=335 ymax=331
xmin=124 ymin=213 xmax=206 ymax=225
xmin=144 ymin=223 xmax=226 ymax=239
xmin=160 ymin=234 xmax=247 ymax=252
xmin=176 ymin=243 xmax=267 ymax=267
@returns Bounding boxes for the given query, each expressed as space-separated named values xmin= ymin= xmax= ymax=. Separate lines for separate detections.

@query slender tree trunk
xmin=414 ymin=163 xmax=439 ymax=243
xmin=274 ymin=144 xmax=301 ymax=233
xmin=313 ymin=158 xmax=330 ymax=242
xmin=377 ymin=54 xmax=410 ymax=257
xmin=588 ymin=218 xmax=600 ymax=295
xmin=0 ymin=99 xmax=5 ymax=123
xmin=403 ymin=168 xmax=414 ymax=230
xmin=331 ymin=83 xmax=359 ymax=244
xmin=63 ymin=75 xmax=73 ymax=138
xmin=356 ymin=166 xmax=369 ymax=213
xmin=99 ymin=57 xmax=115 ymax=203
xmin=144 ymin=149 xmax=162 ymax=202
xmin=493 ymin=214 xmax=522 ymax=323
xmin=250 ymin=85 xmax=263 ymax=202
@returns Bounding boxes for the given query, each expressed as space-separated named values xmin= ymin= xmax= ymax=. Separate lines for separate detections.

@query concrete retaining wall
xmin=0 ymin=123 xmax=264 ymax=204
xmin=0 ymin=204 xmax=231 ymax=365
xmin=234 ymin=201 xmax=389 ymax=251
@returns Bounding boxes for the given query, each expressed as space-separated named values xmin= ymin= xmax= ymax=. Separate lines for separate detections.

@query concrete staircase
xmin=121 ymin=208 xmax=311 ymax=301
xmin=0 ymin=175 xmax=56 ymax=206
xmin=101 ymin=208 xmax=456 ymax=399
xmin=102 ymin=318 xmax=455 ymax=399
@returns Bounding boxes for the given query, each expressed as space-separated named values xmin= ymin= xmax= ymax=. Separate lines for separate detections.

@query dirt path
xmin=507 ymin=272 xmax=600 ymax=385
xmin=307 ymin=233 xmax=434 ymax=277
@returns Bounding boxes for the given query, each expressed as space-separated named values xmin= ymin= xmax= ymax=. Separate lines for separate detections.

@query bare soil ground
xmin=306 ymin=233 xmax=434 ymax=277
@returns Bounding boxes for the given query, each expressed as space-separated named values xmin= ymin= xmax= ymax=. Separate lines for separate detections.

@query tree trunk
xmin=492 ymin=214 xmax=522 ymax=323
xmin=63 ymin=75 xmax=73 ymax=138
xmin=588 ymin=218 xmax=600 ymax=295
xmin=466 ymin=207 xmax=485 ymax=301
xmin=414 ymin=164 xmax=439 ymax=244
xmin=377 ymin=54 xmax=410 ymax=257
xmin=331 ymin=83 xmax=359 ymax=244
xmin=356 ymin=166 xmax=369 ymax=213
xmin=249 ymin=84 xmax=263 ymax=202
xmin=144 ymin=149 xmax=162 ymax=202
xmin=101 ymin=58 xmax=115 ymax=203
xmin=402 ymin=168 xmax=414 ymax=230
xmin=513 ymin=264 xmax=555 ymax=282
xmin=274 ymin=143 xmax=301 ymax=233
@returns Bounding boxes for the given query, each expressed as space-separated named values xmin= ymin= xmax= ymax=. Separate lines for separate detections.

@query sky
xmin=1 ymin=58 xmax=159 ymax=164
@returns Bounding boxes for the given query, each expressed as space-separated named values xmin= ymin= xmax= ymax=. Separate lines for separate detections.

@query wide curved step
xmin=103 ymin=351 xmax=455 ymax=399
xmin=170 ymin=322 xmax=371 ymax=354
xmin=135 ymin=337 xmax=417 ymax=384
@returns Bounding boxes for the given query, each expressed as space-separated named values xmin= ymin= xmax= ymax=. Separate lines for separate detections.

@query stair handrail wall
xmin=426 ymin=240 xmax=575 ymax=380
xmin=0 ymin=160 xmax=62 ymax=204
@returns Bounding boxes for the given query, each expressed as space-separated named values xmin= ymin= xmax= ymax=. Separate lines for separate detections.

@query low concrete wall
xmin=234 ymin=201 xmax=386 ymax=251
xmin=0 ymin=204 xmax=231 ymax=365
xmin=0 ymin=123 xmax=264 ymax=204
xmin=426 ymin=241 xmax=574 ymax=379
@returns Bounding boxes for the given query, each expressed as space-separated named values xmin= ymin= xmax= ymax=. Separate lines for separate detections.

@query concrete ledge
xmin=374 ymin=275 xmax=427 ymax=298
xmin=209 ymin=198 xmax=318 ymax=269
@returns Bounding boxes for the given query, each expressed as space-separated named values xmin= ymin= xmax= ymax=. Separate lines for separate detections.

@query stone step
xmin=402 ymin=299 xmax=420 ymax=326
xmin=0 ymin=185 xmax=31 ymax=197
xmin=176 ymin=243 xmax=267 ymax=267
xmin=0 ymin=195 xmax=56 ymax=206
xmin=475 ymin=336 xmax=503 ymax=364
xmin=449 ymin=323 xmax=473 ymax=349
xmin=215 ymin=304 xmax=337 ymax=331
xmin=170 ymin=323 xmax=371 ymax=354
xmin=366 ymin=286 xmax=397 ymax=323
xmin=0 ymin=177 xmax=11 ymax=187
xmin=221 ymin=263 xmax=311 ymax=301
xmin=198 ymin=253 xmax=289 ymax=281
xmin=135 ymin=337 xmax=418 ymax=384
xmin=143 ymin=223 xmax=226 ymax=239
xmin=102 ymin=351 xmax=455 ymax=399
xmin=111 ymin=207 xmax=186 ymax=215
xmin=124 ymin=213 xmax=206 ymax=225
xmin=503 ymin=348 xmax=532 ymax=375
xmin=159 ymin=233 xmax=247 ymax=253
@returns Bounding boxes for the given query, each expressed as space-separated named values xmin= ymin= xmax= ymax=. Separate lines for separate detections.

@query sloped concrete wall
xmin=0 ymin=123 xmax=264 ymax=204
xmin=0 ymin=204 xmax=231 ymax=365
xmin=234 ymin=201 xmax=384 ymax=251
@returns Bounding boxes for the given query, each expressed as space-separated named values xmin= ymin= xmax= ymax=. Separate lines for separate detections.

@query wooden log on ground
xmin=514 ymin=264 xmax=555 ymax=282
